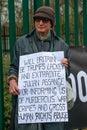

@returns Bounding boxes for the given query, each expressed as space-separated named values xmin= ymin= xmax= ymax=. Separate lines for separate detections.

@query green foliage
xmin=3 ymin=53 xmax=12 ymax=130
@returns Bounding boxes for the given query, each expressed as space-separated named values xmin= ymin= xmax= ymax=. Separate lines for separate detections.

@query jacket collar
xmin=26 ymin=28 xmax=59 ymax=40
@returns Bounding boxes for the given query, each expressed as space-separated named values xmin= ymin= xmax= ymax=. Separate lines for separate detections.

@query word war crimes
xmin=18 ymin=52 xmax=68 ymax=124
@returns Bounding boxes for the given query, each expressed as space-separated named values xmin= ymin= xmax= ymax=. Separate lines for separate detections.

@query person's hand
xmin=9 ymin=79 xmax=20 ymax=95
xmin=61 ymin=58 xmax=68 ymax=67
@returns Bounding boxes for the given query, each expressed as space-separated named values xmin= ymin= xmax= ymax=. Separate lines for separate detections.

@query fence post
xmin=34 ymin=0 xmax=42 ymax=12
xmin=8 ymin=0 xmax=16 ymax=60
xmin=45 ymin=0 xmax=50 ymax=6
xmin=83 ymin=0 xmax=87 ymax=46
xmin=74 ymin=0 xmax=79 ymax=46
xmin=22 ymin=0 xmax=29 ymax=34
xmin=0 ymin=6 xmax=4 ymax=130
xmin=8 ymin=0 xmax=16 ymax=116
xmin=55 ymin=0 xmax=60 ymax=36
xmin=64 ymin=0 xmax=70 ymax=45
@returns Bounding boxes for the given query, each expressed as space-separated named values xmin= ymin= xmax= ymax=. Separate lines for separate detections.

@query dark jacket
xmin=8 ymin=29 xmax=70 ymax=78
xmin=8 ymin=29 xmax=70 ymax=130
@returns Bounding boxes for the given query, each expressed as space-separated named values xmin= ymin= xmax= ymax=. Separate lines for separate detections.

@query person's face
xmin=34 ymin=17 xmax=51 ymax=36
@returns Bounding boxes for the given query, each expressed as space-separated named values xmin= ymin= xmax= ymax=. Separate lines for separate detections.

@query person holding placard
xmin=7 ymin=6 xmax=72 ymax=130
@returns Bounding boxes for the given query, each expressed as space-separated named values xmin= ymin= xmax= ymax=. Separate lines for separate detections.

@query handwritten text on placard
xmin=18 ymin=52 xmax=68 ymax=124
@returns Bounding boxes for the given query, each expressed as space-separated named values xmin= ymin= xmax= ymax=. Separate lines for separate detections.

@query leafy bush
xmin=3 ymin=53 xmax=12 ymax=130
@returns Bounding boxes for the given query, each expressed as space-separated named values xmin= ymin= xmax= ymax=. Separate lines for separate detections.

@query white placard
xmin=18 ymin=51 xmax=68 ymax=124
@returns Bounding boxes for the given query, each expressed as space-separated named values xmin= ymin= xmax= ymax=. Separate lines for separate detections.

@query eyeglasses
xmin=34 ymin=17 xmax=50 ymax=23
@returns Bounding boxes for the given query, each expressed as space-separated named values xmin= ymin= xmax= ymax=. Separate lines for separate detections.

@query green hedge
xmin=3 ymin=53 xmax=12 ymax=130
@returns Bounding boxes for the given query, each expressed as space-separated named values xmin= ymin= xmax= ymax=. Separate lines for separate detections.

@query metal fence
xmin=0 ymin=0 xmax=87 ymax=130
